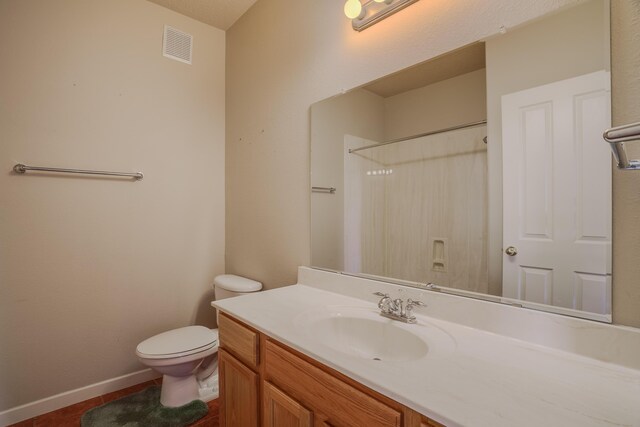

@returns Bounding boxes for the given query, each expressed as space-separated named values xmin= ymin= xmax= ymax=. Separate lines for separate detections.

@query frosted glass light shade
xmin=344 ymin=0 xmax=363 ymax=19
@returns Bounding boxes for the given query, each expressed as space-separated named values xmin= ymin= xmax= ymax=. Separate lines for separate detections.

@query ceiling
xmin=146 ymin=0 xmax=258 ymax=31
xmin=363 ymin=42 xmax=486 ymax=98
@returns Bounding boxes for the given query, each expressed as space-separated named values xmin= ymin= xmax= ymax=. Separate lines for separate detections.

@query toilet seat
xmin=136 ymin=326 xmax=218 ymax=360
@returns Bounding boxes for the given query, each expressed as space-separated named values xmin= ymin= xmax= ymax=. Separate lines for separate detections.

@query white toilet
xmin=136 ymin=274 xmax=262 ymax=407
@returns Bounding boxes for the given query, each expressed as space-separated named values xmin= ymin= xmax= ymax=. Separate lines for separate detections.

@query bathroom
xmin=1 ymin=0 xmax=639 ymax=426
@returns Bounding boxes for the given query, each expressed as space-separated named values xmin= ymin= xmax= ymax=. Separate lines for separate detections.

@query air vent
xmin=163 ymin=25 xmax=192 ymax=64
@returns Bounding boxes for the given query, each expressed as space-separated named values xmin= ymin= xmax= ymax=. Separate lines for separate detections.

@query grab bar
xmin=13 ymin=163 xmax=144 ymax=180
xmin=603 ymin=122 xmax=640 ymax=170
xmin=312 ymin=186 xmax=336 ymax=194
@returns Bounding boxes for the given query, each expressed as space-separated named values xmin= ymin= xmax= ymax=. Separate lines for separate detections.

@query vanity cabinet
xmin=218 ymin=313 xmax=444 ymax=427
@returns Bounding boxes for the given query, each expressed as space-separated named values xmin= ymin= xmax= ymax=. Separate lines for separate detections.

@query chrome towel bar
xmin=603 ymin=122 xmax=640 ymax=170
xmin=312 ymin=186 xmax=336 ymax=194
xmin=13 ymin=163 xmax=144 ymax=180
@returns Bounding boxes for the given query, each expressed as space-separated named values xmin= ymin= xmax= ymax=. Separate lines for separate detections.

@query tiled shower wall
xmin=345 ymin=126 xmax=489 ymax=292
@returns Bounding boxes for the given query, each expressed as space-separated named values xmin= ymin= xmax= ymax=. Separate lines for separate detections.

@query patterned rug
xmin=81 ymin=386 xmax=208 ymax=427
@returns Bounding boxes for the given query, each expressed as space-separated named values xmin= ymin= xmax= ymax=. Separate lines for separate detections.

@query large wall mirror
xmin=310 ymin=0 xmax=612 ymax=322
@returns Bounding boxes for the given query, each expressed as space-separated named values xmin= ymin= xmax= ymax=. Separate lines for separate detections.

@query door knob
xmin=505 ymin=246 xmax=518 ymax=256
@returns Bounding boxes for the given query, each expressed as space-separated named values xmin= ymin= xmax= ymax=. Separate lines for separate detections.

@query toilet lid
xmin=137 ymin=326 xmax=218 ymax=357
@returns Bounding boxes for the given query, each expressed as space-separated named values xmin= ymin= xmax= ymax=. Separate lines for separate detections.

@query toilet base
xmin=160 ymin=373 xmax=199 ymax=407
xmin=160 ymin=370 xmax=219 ymax=407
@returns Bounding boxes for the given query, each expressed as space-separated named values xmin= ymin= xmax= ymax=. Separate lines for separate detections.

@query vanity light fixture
xmin=345 ymin=0 xmax=420 ymax=31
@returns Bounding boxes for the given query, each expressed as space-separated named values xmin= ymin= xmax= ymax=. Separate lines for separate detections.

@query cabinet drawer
xmin=265 ymin=340 xmax=401 ymax=427
xmin=218 ymin=313 xmax=259 ymax=368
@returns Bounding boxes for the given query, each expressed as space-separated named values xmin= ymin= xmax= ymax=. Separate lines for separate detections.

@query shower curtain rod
xmin=348 ymin=119 xmax=487 ymax=154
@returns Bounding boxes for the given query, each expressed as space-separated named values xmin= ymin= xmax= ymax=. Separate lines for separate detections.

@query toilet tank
xmin=213 ymin=274 xmax=262 ymax=300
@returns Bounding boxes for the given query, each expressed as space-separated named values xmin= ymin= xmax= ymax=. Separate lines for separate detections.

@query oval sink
xmin=295 ymin=306 xmax=455 ymax=362
xmin=307 ymin=315 xmax=428 ymax=362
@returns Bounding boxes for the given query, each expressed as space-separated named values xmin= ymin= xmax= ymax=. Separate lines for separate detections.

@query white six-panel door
xmin=502 ymin=71 xmax=611 ymax=314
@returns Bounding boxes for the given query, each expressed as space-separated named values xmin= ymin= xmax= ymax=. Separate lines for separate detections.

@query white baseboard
xmin=0 ymin=369 xmax=161 ymax=427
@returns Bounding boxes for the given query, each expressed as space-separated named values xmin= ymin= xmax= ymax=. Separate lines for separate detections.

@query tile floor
xmin=8 ymin=379 xmax=220 ymax=427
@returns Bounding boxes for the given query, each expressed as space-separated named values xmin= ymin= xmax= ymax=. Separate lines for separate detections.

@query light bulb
xmin=344 ymin=0 xmax=363 ymax=19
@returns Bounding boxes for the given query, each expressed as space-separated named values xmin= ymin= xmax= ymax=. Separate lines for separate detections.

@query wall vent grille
xmin=163 ymin=25 xmax=192 ymax=64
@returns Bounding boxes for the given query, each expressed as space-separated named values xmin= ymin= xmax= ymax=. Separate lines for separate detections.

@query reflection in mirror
xmin=310 ymin=0 xmax=612 ymax=321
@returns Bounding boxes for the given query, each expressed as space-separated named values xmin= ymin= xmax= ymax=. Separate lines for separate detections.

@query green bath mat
xmin=81 ymin=386 xmax=208 ymax=427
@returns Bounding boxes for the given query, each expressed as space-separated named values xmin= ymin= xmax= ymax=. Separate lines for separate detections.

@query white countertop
xmin=212 ymin=284 xmax=640 ymax=427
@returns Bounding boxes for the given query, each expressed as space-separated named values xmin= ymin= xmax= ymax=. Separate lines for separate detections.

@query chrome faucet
xmin=373 ymin=293 xmax=426 ymax=324
xmin=373 ymin=292 xmax=396 ymax=314
xmin=393 ymin=298 xmax=403 ymax=316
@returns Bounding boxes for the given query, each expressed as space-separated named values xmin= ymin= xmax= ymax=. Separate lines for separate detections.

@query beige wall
xmin=485 ymin=0 xmax=608 ymax=296
xmin=611 ymin=0 xmax=640 ymax=327
xmin=310 ymin=90 xmax=385 ymax=271
xmin=226 ymin=0 xmax=583 ymax=291
xmin=383 ymin=69 xmax=487 ymax=141
xmin=0 ymin=0 xmax=225 ymax=411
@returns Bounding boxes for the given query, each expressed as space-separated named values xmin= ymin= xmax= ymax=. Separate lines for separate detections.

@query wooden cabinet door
xmin=263 ymin=381 xmax=312 ymax=427
xmin=265 ymin=340 xmax=401 ymax=427
xmin=421 ymin=419 xmax=446 ymax=427
xmin=219 ymin=349 xmax=258 ymax=427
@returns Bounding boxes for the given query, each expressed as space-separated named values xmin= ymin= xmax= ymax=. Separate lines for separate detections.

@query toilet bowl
xmin=136 ymin=274 xmax=262 ymax=407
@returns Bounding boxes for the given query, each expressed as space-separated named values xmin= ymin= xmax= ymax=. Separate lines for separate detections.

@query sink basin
xmin=294 ymin=306 xmax=455 ymax=362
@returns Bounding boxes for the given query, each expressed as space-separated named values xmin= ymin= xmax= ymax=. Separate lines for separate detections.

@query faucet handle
xmin=405 ymin=298 xmax=427 ymax=316
xmin=373 ymin=292 xmax=393 ymax=313
xmin=406 ymin=298 xmax=426 ymax=308
xmin=403 ymin=298 xmax=426 ymax=322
